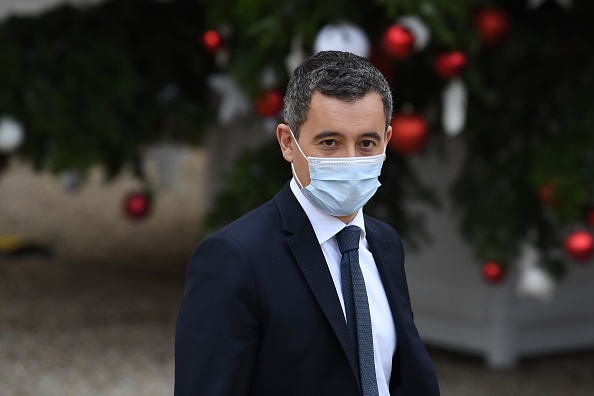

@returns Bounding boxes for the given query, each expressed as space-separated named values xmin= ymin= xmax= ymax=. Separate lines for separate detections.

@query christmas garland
xmin=1 ymin=0 xmax=593 ymax=296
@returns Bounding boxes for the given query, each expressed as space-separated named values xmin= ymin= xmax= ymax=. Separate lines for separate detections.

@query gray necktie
xmin=336 ymin=225 xmax=379 ymax=396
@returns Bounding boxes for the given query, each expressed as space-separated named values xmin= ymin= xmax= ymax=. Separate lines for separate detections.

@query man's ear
xmin=384 ymin=125 xmax=392 ymax=161
xmin=276 ymin=124 xmax=294 ymax=163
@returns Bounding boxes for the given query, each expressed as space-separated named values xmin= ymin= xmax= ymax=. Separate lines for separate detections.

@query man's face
xmin=277 ymin=91 xmax=392 ymax=189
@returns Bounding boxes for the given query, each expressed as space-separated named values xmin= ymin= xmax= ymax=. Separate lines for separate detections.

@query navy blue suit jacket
xmin=175 ymin=183 xmax=440 ymax=395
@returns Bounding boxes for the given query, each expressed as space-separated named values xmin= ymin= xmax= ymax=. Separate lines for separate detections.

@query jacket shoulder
xmin=209 ymin=198 xmax=282 ymax=243
xmin=364 ymin=215 xmax=401 ymax=240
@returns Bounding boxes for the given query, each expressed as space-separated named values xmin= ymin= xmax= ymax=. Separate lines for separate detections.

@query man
xmin=175 ymin=50 xmax=440 ymax=395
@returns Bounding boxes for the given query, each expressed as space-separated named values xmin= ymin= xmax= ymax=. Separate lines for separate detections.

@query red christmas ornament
xmin=482 ymin=261 xmax=505 ymax=284
xmin=382 ymin=24 xmax=415 ymax=59
xmin=254 ymin=89 xmax=283 ymax=117
xmin=435 ymin=51 xmax=467 ymax=79
xmin=370 ymin=45 xmax=394 ymax=85
xmin=124 ymin=192 xmax=151 ymax=220
xmin=474 ymin=8 xmax=510 ymax=46
xmin=388 ymin=113 xmax=428 ymax=155
xmin=202 ymin=30 xmax=222 ymax=53
xmin=564 ymin=230 xmax=594 ymax=263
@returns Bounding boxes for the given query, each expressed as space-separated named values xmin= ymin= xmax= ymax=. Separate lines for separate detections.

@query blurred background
xmin=1 ymin=0 xmax=594 ymax=395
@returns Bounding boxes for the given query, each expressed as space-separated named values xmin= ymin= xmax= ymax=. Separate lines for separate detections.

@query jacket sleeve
xmin=175 ymin=234 xmax=260 ymax=396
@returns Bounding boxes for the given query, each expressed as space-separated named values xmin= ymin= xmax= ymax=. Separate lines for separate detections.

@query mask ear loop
xmin=289 ymin=128 xmax=308 ymax=161
xmin=289 ymin=127 xmax=308 ymax=189
xmin=290 ymin=163 xmax=305 ymax=189
xmin=381 ymin=129 xmax=389 ymax=159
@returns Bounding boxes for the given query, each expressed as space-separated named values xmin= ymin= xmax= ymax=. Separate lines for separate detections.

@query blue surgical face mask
xmin=289 ymin=128 xmax=386 ymax=217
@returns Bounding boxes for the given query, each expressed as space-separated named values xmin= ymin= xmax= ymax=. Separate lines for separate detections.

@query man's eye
xmin=321 ymin=140 xmax=337 ymax=147
xmin=361 ymin=140 xmax=376 ymax=148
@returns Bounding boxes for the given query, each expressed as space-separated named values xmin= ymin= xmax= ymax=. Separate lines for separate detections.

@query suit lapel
xmin=274 ymin=184 xmax=360 ymax=383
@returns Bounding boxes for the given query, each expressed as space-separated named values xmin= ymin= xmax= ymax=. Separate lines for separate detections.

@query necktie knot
xmin=336 ymin=225 xmax=360 ymax=254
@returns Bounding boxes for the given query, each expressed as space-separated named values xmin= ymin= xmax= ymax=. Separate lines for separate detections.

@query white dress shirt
xmin=290 ymin=179 xmax=396 ymax=395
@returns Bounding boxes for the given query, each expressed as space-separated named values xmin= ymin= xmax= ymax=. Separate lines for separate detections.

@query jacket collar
xmin=274 ymin=183 xmax=360 ymax=385
xmin=274 ymin=183 xmax=404 ymax=389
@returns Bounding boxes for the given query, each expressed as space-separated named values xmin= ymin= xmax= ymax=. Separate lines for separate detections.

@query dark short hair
xmin=283 ymin=50 xmax=393 ymax=139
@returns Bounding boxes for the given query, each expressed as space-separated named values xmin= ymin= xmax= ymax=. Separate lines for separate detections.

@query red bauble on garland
xmin=124 ymin=192 xmax=151 ymax=220
xmin=474 ymin=8 xmax=510 ymax=46
xmin=564 ymin=230 xmax=594 ymax=263
xmin=382 ymin=24 xmax=415 ymax=59
xmin=370 ymin=45 xmax=394 ymax=85
xmin=482 ymin=261 xmax=505 ymax=284
xmin=435 ymin=51 xmax=467 ymax=79
xmin=202 ymin=30 xmax=222 ymax=53
xmin=254 ymin=89 xmax=283 ymax=117
xmin=388 ymin=113 xmax=428 ymax=155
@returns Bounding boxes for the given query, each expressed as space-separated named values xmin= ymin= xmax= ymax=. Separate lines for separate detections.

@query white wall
xmin=404 ymin=137 xmax=594 ymax=368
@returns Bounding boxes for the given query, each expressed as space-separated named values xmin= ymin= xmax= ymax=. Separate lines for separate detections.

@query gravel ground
xmin=0 ymin=257 xmax=182 ymax=396
xmin=1 ymin=256 xmax=594 ymax=396
xmin=2 ymin=157 xmax=594 ymax=395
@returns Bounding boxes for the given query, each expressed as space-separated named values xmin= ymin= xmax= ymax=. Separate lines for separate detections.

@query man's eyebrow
xmin=313 ymin=131 xmax=382 ymax=140
xmin=313 ymin=131 xmax=341 ymax=140
xmin=361 ymin=132 xmax=382 ymax=140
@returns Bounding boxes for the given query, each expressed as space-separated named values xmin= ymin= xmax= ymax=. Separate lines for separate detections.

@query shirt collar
xmin=290 ymin=178 xmax=366 ymax=245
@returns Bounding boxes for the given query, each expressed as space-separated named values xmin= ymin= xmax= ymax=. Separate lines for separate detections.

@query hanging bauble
xmin=124 ymin=191 xmax=152 ymax=220
xmin=254 ymin=89 xmax=283 ymax=117
xmin=397 ymin=15 xmax=431 ymax=51
xmin=441 ymin=78 xmax=467 ymax=136
xmin=527 ymin=0 xmax=573 ymax=10
xmin=515 ymin=242 xmax=556 ymax=302
xmin=0 ymin=116 xmax=25 ymax=153
xmin=517 ymin=264 xmax=556 ymax=302
xmin=382 ymin=24 xmax=414 ymax=59
xmin=313 ymin=22 xmax=371 ymax=58
xmin=474 ymin=8 xmax=510 ymax=46
xmin=388 ymin=112 xmax=428 ymax=155
xmin=482 ymin=261 xmax=505 ymax=284
xmin=202 ymin=29 xmax=222 ymax=54
xmin=564 ymin=230 xmax=594 ymax=263
xmin=435 ymin=51 xmax=467 ymax=80
xmin=207 ymin=74 xmax=251 ymax=125
xmin=285 ymin=35 xmax=306 ymax=76
xmin=369 ymin=45 xmax=394 ymax=85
